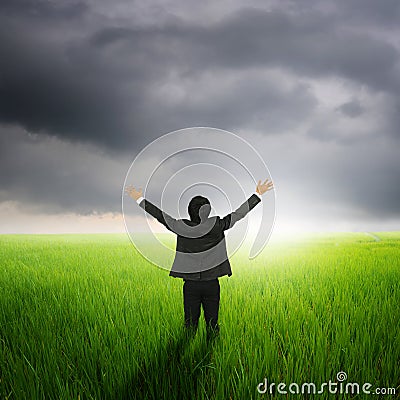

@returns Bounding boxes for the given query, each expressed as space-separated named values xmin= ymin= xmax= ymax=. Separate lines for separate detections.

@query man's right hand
xmin=256 ymin=179 xmax=274 ymax=195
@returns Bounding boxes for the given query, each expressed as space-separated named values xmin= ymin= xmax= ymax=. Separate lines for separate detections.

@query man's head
xmin=188 ymin=196 xmax=211 ymax=223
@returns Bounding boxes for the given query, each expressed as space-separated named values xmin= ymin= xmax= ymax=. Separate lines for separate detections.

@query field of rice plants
xmin=0 ymin=232 xmax=399 ymax=399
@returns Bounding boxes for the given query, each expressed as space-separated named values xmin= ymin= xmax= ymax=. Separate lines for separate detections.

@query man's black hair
xmin=188 ymin=196 xmax=211 ymax=223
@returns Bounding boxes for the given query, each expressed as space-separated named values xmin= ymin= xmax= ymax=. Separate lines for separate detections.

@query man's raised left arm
xmin=125 ymin=185 xmax=178 ymax=232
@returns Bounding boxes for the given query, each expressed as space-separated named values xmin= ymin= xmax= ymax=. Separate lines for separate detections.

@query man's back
xmin=137 ymin=193 xmax=262 ymax=280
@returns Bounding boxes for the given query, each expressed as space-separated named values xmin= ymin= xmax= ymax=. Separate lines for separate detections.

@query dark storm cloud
xmin=335 ymin=99 xmax=365 ymax=118
xmin=0 ymin=0 xmax=88 ymax=20
xmin=206 ymin=9 xmax=399 ymax=96
xmin=0 ymin=21 xmax=140 ymax=150
xmin=278 ymin=0 xmax=400 ymax=29
xmin=0 ymin=0 xmax=399 ymax=225
xmin=88 ymin=7 xmax=400 ymax=92
xmin=327 ymin=0 xmax=400 ymax=27
xmin=1 ymin=1 xmax=399 ymax=153
xmin=295 ymin=136 xmax=400 ymax=218
xmin=0 ymin=125 xmax=128 ymax=215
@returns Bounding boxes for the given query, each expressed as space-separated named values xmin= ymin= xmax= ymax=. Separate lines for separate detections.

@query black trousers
xmin=183 ymin=279 xmax=220 ymax=332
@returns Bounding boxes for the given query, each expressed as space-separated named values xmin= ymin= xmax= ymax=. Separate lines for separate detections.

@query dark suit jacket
xmin=138 ymin=194 xmax=261 ymax=280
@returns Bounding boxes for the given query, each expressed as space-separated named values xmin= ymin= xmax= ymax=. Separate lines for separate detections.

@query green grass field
xmin=1 ymin=232 xmax=399 ymax=399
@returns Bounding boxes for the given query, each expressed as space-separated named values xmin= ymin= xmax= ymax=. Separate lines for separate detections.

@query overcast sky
xmin=1 ymin=0 xmax=399 ymax=236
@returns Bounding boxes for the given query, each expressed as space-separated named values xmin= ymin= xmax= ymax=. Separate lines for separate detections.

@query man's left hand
xmin=125 ymin=185 xmax=143 ymax=201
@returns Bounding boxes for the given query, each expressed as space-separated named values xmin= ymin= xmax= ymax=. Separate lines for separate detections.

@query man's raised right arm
xmin=220 ymin=178 xmax=274 ymax=231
